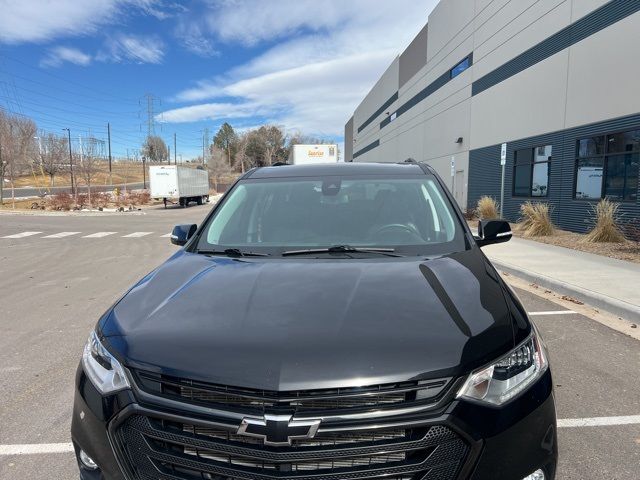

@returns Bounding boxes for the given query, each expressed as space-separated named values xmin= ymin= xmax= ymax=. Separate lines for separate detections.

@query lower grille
xmin=112 ymin=414 xmax=469 ymax=480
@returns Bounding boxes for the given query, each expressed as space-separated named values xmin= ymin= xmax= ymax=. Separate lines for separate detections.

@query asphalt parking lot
xmin=1 ymin=206 xmax=639 ymax=479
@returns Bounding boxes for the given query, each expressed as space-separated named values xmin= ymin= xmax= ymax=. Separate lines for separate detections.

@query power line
xmin=0 ymin=52 xmax=140 ymax=103
xmin=142 ymin=93 xmax=160 ymax=137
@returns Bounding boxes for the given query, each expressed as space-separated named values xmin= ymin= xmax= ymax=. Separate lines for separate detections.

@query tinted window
xmin=513 ymin=146 xmax=551 ymax=197
xmin=575 ymin=158 xmax=603 ymax=199
xmin=450 ymin=57 xmax=470 ymax=78
xmin=575 ymin=130 xmax=639 ymax=201
xmin=577 ymin=136 xmax=605 ymax=157
xmin=607 ymin=129 xmax=640 ymax=153
xmin=198 ymin=176 xmax=466 ymax=255
xmin=605 ymin=153 xmax=639 ymax=201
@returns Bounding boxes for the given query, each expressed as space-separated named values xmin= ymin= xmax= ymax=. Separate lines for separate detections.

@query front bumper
xmin=71 ymin=364 xmax=557 ymax=480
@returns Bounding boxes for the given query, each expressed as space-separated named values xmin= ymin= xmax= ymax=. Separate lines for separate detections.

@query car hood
xmin=100 ymin=249 xmax=517 ymax=391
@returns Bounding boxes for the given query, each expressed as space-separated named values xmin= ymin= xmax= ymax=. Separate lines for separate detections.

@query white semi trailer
xmin=288 ymin=144 xmax=339 ymax=165
xmin=149 ymin=165 xmax=210 ymax=208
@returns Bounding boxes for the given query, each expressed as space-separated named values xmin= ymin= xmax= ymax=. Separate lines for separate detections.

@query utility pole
xmin=107 ymin=123 xmax=113 ymax=185
xmin=0 ymin=141 xmax=4 ymax=205
xmin=143 ymin=94 xmax=158 ymax=138
xmin=142 ymin=156 xmax=147 ymax=189
xmin=202 ymin=127 xmax=209 ymax=165
xmin=173 ymin=133 xmax=177 ymax=165
xmin=62 ymin=128 xmax=76 ymax=197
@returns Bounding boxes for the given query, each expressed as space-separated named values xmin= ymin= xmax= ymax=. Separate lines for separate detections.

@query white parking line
xmin=0 ymin=443 xmax=74 ymax=455
xmin=160 ymin=233 xmax=172 ymax=238
xmin=528 ymin=310 xmax=577 ymax=316
xmin=82 ymin=232 xmax=117 ymax=238
xmin=122 ymin=232 xmax=153 ymax=238
xmin=41 ymin=232 xmax=81 ymax=239
xmin=557 ymin=415 xmax=640 ymax=428
xmin=1 ymin=231 xmax=42 ymax=239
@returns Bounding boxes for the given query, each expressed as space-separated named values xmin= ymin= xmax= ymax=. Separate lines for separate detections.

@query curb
xmin=489 ymin=258 xmax=640 ymax=323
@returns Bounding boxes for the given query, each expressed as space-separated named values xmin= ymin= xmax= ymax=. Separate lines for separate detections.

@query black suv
xmin=72 ymin=162 xmax=557 ymax=480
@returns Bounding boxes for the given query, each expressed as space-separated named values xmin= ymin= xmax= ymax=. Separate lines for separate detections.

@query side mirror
xmin=476 ymin=220 xmax=512 ymax=247
xmin=171 ymin=224 xmax=197 ymax=246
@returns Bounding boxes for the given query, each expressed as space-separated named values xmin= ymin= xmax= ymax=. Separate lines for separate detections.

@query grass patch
xmin=584 ymin=199 xmax=625 ymax=243
xmin=476 ymin=196 xmax=499 ymax=220
xmin=519 ymin=202 xmax=554 ymax=237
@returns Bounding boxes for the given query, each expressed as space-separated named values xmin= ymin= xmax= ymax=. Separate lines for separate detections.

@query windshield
xmin=197 ymin=174 xmax=466 ymax=256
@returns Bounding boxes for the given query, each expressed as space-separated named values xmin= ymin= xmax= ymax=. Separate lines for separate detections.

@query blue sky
xmin=0 ymin=0 xmax=437 ymax=160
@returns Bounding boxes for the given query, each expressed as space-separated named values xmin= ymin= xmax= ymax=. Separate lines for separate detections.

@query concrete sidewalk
xmin=483 ymin=237 xmax=640 ymax=322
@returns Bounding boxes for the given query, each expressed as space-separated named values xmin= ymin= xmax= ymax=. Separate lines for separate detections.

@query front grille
xmin=133 ymin=370 xmax=451 ymax=414
xmin=112 ymin=414 xmax=469 ymax=480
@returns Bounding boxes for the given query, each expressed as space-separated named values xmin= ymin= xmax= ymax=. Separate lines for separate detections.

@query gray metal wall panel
xmin=468 ymin=113 xmax=640 ymax=233
xmin=399 ymin=24 xmax=429 ymax=88
xmin=353 ymin=140 xmax=380 ymax=159
xmin=357 ymin=93 xmax=398 ymax=133
xmin=472 ymin=0 xmax=640 ymax=96
xmin=345 ymin=117 xmax=354 ymax=162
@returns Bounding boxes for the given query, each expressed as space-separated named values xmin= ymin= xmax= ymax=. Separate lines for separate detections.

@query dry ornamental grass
xmin=476 ymin=196 xmax=499 ymax=220
xmin=584 ymin=199 xmax=625 ymax=243
xmin=519 ymin=202 xmax=555 ymax=237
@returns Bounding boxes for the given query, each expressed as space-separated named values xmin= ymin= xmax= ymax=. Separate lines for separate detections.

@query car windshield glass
xmin=197 ymin=174 xmax=466 ymax=256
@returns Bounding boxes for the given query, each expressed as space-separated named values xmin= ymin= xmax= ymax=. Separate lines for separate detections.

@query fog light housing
xmin=522 ymin=469 xmax=545 ymax=480
xmin=79 ymin=449 xmax=98 ymax=470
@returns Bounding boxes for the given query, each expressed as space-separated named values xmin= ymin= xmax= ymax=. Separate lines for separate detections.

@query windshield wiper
xmin=197 ymin=248 xmax=270 ymax=257
xmin=282 ymin=245 xmax=404 ymax=257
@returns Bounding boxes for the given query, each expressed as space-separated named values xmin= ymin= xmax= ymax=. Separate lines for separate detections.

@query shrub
xmin=519 ymin=202 xmax=555 ymax=237
xmin=76 ymin=193 xmax=89 ymax=208
xmin=91 ymin=192 xmax=111 ymax=208
xmin=47 ymin=192 xmax=73 ymax=211
xmin=476 ymin=196 xmax=499 ymax=220
xmin=126 ymin=190 xmax=151 ymax=206
xmin=584 ymin=199 xmax=625 ymax=243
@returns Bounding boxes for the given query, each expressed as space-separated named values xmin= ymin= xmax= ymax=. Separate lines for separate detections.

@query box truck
xmin=149 ymin=165 xmax=210 ymax=208
xmin=288 ymin=144 xmax=339 ymax=165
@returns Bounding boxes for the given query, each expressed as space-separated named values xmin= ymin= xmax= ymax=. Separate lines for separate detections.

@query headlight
xmin=457 ymin=329 xmax=548 ymax=406
xmin=82 ymin=331 xmax=130 ymax=395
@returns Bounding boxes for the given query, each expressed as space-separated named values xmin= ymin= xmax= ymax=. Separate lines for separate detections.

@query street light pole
xmin=62 ymin=128 xmax=76 ymax=197
xmin=107 ymin=123 xmax=113 ymax=185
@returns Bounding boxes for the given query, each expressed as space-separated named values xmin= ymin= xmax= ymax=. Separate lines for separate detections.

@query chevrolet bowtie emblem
xmin=237 ymin=414 xmax=321 ymax=446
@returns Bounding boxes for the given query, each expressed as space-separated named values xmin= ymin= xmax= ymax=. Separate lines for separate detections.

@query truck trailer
xmin=288 ymin=144 xmax=339 ymax=165
xmin=149 ymin=165 xmax=210 ymax=208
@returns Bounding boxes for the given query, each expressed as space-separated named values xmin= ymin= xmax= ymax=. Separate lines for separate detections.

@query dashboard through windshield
xmin=196 ymin=175 xmax=467 ymax=256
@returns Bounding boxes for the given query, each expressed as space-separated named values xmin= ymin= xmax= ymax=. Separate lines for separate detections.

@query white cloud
xmin=161 ymin=0 xmax=438 ymax=137
xmin=39 ymin=46 xmax=92 ymax=68
xmin=0 ymin=0 xmax=168 ymax=44
xmin=158 ymin=101 xmax=274 ymax=123
xmin=98 ymin=33 xmax=165 ymax=64
xmin=174 ymin=23 xmax=218 ymax=58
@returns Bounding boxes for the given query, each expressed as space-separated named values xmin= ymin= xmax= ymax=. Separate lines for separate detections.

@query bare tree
xmin=77 ymin=136 xmax=102 ymax=206
xmin=232 ymin=132 xmax=250 ymax=174
xmin=0 ymin=111 xmax=37 ymax=206
xmin=38 ymin=133 xmax=68 ymax=187
xmin=207 ymin=145 xmax=233 ymax=192
xmin=142 ymin=136 xmax=169 ymax=163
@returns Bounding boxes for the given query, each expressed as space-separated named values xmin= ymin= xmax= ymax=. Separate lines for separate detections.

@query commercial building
xmin=345 ymin=0 xmax=639 ymax=232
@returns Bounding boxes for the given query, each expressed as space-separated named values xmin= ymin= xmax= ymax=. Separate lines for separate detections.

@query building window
xmin=450 ymin=57 xmax=470 ymax=78
xmin=513 ymin=145 xmax=551 ymax=197
xmin=574 ymin=130 xmax=639 ymax=201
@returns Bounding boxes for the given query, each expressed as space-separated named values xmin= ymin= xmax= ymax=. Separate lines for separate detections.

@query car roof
xmin=248 ymin=162 xmax=427 ymax=178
